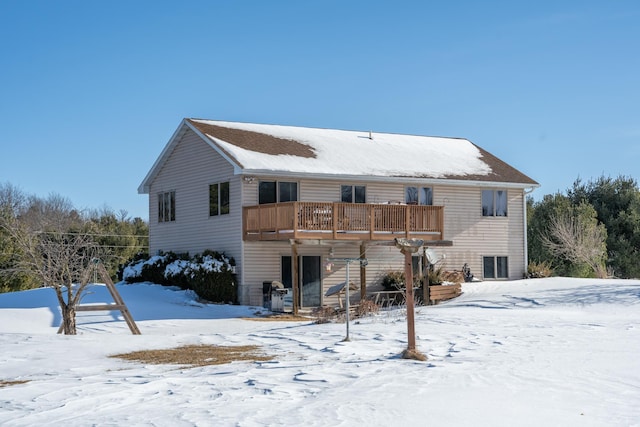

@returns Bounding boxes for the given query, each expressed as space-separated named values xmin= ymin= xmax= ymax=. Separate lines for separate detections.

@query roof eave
xmin=239 ymin=169 xmax=540 ymax=189
xmin=138 ymin=119 xmax=191 ymax=194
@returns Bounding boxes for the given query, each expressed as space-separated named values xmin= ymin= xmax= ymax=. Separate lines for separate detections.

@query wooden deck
xmin=243 ymin=201 xmax=444 ymax=242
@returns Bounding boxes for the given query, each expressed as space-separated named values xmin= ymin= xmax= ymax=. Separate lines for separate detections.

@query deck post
xmin=360 ymin=243 xmax=367 ymax=300
xmin=405 ymin=205 xmax=411 ymax=238
xmin=403 ymin=249 xmax=416 ymax=350
xmin=395 ymin=238 xmax=426 ymax=360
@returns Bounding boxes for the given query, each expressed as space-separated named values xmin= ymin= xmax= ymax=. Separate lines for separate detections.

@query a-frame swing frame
xmin=57 ymin=260 xmax=141 ymax=335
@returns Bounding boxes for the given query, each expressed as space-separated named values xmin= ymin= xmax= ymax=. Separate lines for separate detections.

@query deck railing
xmin=243 ymin=202 xmax=444 ymax=241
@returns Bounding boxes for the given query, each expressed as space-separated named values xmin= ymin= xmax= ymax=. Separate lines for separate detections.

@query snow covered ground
xmin=0 ymin=278 xmax=638 ymax=426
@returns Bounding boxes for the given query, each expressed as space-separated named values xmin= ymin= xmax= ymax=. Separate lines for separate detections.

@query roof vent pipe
xmin=369 ymin=131 xmax=373 ymax=140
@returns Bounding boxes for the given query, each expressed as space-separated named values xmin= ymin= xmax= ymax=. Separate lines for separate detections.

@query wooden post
xmin=422 ymin=252 xmax=430 ymax=304
xmin=360 ymin=243 xmax=367 ymax=301
xmin=292 ymin=242 xmax=299 ymax=315
xmin=394 ymin=238 xmax=426 ymax=360
xmin=403 ymin=249 xmax=416 ymax=351
xmin=369 ymin=205 xmax=375 ymax=240
xmin=96 ymin=262 xmax=140 ymax=335
xmin=57 ymin=261 xmax=140 ymax=335
xmin=405 ymin=205 xmax=411 ymax=238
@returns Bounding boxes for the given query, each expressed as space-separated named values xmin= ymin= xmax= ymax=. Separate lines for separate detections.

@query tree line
xmin=0 ymin=182 xmax=148 ymax=293
xmin=527 ymin=175 xmax=640 ymax=279
xmin=2 ymin=173 xmax=639 ymax=296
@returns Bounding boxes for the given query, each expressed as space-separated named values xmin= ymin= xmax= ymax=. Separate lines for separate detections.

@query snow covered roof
xmin=139 ymin=119 xmax=538 ymax=193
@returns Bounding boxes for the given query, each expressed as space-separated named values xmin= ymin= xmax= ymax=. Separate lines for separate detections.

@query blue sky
xmin=1 ymin=1 xmax=638 ymax=220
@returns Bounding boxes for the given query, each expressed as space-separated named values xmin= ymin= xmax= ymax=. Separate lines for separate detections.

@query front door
xmin=281 ymin=255 xmax=322 ymax=307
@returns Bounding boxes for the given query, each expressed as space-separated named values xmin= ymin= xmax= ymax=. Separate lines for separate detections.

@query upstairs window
xmin=209 ymin=182 xmax=230 ymax=216
xmin=405 ymin=186 xmax=433 ymax=205
xmin=482 ymin=189 xmax=507 ymax=217
xmin=259 ymin=181 xmax=298 ymax=204
xmin=341 ymin=185 xmax=366 ymax=203
xmin=278 ymin=182 xmax=298 ymax=203
xmin=158 ymin=191 xmax=176 ymax=223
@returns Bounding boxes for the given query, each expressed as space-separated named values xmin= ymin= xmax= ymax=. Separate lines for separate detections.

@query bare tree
xmin=542 ymin=207 xmax=608 ymax=278
xmin=0 ymin=194 xmax=107 ymax=334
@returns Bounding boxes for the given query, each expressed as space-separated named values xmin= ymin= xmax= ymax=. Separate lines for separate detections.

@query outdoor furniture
xmin=325 ymin=281 xmax=359 ymax=309
xmin=371 ymin=289 xmax=406 ymax=306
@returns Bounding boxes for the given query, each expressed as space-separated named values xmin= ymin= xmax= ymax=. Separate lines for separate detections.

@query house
xmin=138 ymin=119 xmax=539 ymax=310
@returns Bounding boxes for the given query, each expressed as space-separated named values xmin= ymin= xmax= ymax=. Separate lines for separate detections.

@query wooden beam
xmin=76 ymin=304 xmax=124 ymax=312
xmin=402 ymin=249 xmax=416 ymax=351
xmin=58 ymin=262 xmax=141 ymax=335
xmin=360 ymin=243 xmax=367 ymax=300
xmin=96 ymin=262 xmax=141 ymax=335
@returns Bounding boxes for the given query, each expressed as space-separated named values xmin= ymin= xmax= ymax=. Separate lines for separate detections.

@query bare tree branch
xmin=542 ymin=212 xmax=608 ymax=278
xmin=0 ymin=205 xmax=110 ymax=334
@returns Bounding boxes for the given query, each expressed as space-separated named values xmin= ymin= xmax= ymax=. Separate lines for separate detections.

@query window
xmin=278 ymin=182 xmax=298 ymax=203
xmin=482 ymin=189 xmax=507 ymax=217
xmin=158 ymin=191 xmax=176 ymax=222
xmin=483 ymin=256 xmax=508 ymax=279
xmin=209 ymin=182 xmax=230 ymax=216
xmin=405 ymin=186 xmax=433 ymax=205
xmin=259 ymin=181 xmax=298 ymax=204
xmin=341 ymin=185 xmax=366 ymax=203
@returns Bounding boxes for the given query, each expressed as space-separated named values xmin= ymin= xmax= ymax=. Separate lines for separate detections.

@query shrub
xmin=187 ymin=251 xmax=237 ymax=303
xmin=427 ymin=266 xmax=444 ymax=285
xmin=527 ymin=260 xmax=553 ymax=278
xmin=381 ymin=271 xmax=405 ymax=290
xmin=312 ymin=306 xmax=337 ymax=324
xmin=355 ymin=299 xmax=380 ymax=317
xmin=121 ymin=250 xmax=237 ymax=304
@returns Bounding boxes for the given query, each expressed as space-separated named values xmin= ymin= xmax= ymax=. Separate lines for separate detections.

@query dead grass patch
xmin=0 ymin=379 xmax=29 ymax=387
xmin=110 ymin=344 xmax=273 ymax=368
xmin=401 ymin=348 xmax=428 ymax=361
xmin=243 ymin=314 xmax=310 ymax=322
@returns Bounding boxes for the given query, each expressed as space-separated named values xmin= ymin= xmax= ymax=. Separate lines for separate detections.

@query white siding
xmin=146 ymin=136 xmax=527 ymax=305
xmin=432 ymin=185 xmax=525 ymax=280
xmin=242 ymin=240 xmax=406 ymax=307
xmin=239 ymin=179 xmax=527 ymax=304
xmin=147 ymin=128 xmax=243 ymax=267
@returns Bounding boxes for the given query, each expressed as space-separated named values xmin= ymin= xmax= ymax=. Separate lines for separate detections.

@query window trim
xmin=157 ymin=190 xmax=176 ymax=223
xmin=405 ymin=186 xmax=433 ymax=206
xmin=482 ymin=189 xmax=508 ymax=217
xmin=209 ymin=181 xmax=230 ymax=217
xmin=341 ymin=184 xmax=366 ymax=203
xmin=259 ymin=180 xmax=298 ymax=204
xmin=483 ymin=256 xmax=509 ymax=279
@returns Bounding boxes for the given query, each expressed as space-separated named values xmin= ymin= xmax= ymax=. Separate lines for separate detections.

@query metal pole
xmin=328 ymin=257 xmax=367 ymax=342
xmin=344 ymin=260 xmax=350 ymax=341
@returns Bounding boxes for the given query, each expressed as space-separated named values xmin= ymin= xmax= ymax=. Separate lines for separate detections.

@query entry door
xmin=281 ymin=255 xmax=322 ymax=307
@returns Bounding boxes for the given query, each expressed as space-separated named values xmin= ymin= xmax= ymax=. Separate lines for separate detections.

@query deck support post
xmin=395 ymin=238 xmax=426 ymax=360
xmin=359 ymin=243 xmax=367 ymax=300
xmin=402 ymin=249 xmax=416 ymax=351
